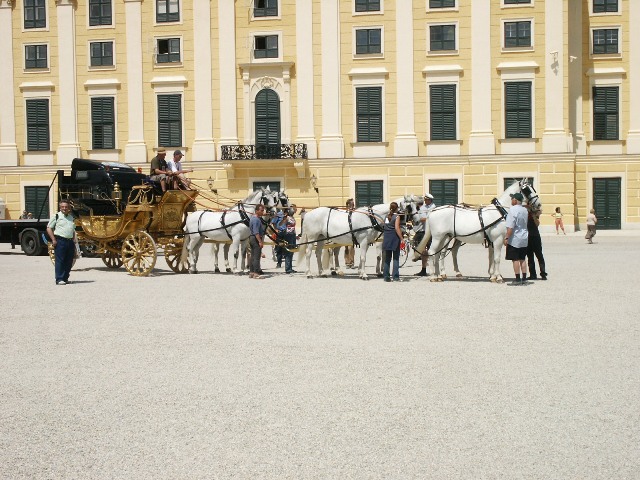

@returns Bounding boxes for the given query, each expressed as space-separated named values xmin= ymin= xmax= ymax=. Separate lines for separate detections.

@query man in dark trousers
xmin=527 ymin=208 xmax=547 ymax=280
xmin=46 ymin=200 xmax=76 ymax=285
xmin=249 ymin=204 xmax=266 ymax=279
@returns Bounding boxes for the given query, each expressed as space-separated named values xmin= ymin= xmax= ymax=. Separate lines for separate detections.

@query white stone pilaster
xmin=217 ymin=0 xmax=238 ymax=152
xmin=468 ymin=0 xmax=495 ymax=155
xmin=542 ymin=0 xmax=570 ymax=153
xmin=124 ymin=0 xmax=147 ymax=162
xmin=191 ymin=0 xmax=216 ymax=161
xmin=55 ymin=0 xmax=81 ymax=165
xmin=0 ymin=0 xmax=18 ymax=166
xmin=394 ymin=0 xmax=418 ymax=157
xmin=569 ymin=0 xmax=585 ymax=154
xmin=628 ymin=0 xmax=640 ymax=153
xmin=319 ymin=0 xmax=344 ymax=159
xmin=295 ymin=0 xmax=317 ymax=159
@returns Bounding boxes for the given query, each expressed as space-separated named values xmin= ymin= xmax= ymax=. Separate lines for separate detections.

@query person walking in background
xmin=504 ymin=193 xmax=529 ymax=286
xmin=249 ymin=204 xmax=266 ymax=279
xmin=586 ymin=209 xmax=597 ymax=244
xmin=343 ymin=198 xmax=356 ymax=269
xmin=382 ymin=202 xmax=403 ymax=282
xmin=527 ymin=207 xmax=547 ymax=280
xmin=552 ymin=207 xmax=566 ymax=235
xmin=19 ymin=210 xmax=28 ymax=219
xmin=46 ymin=200 xmax=76 ymax=285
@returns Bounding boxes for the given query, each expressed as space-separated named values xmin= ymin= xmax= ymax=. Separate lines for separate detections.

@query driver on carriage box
xmin=149 ymin=147 xmax=172 ymax=192
xmin=414 ymin=193 xmax=435 ymax=276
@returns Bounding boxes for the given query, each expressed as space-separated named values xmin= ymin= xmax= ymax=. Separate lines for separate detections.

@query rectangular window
xmin=254 ymin=35 xmax=278 ymax=59
xmin=355 ymin=28 xmax=382 ymax=55
xmin=503 ymin=177 xmax=534 ymax=191
xmin=430 ymin=85 xmax=456 ymax=141
xmin=504 ymin=0 xmax=531 ymax=4
xmin=25 ymin=45 xmax=47 ymax=69
xmin=429 ymin=0 xmax=455 ymax=8
xmin=24 ymin=0 xmax=46 ymax=29
xmin=157 ymin=94 xmax=182 ymax=147
xmin=593 ymin=0 xmax=618 ymax=13
xmin=254 ymin=0 xmax=278 ymax=17
xmin=505 ymin=81 xmax=532 ymax=139
xmin=156 ymin=38 xmax=180 ymax=63
xmin=504 ymin=21 xmax=531 ymax=48
xmin=89 ymin=0 xmax=112 ymax=26
xmin=429 ymin=25 xmax=456 ymax=51
xmin=355 ymin=0 xmax=380 ymax=12
xmin=26 ymin=99 xmax=50 ymax=151
xmin=355 ymin=180 xmax=383 ymax=208
xmin=429 ymin=179 xmax=458 ymax=207
xmin=90 ymin=41 xmax=114 ymax=67
xmin=24 ymin=186 xmax=50 ymax=219
xmin=156 ymin=0 xmax=179 ymax=23
xmin=253 ymin=181 xmax=281 ymax=192
xmin=593 ymin=86 xmax=619 ymax=140
xmin=356 ymin=87 xmax=382 ymax=142
xmin=91 ymin=97 xmax=115 ymax=150
xmin=593 ymin=29 xmax=618 ymax=54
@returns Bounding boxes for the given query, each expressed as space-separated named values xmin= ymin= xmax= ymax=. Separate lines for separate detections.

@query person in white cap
xmin=414 ymin=193 xmax=435 ymax=276
xmin=166 ymin=150 xmax=193 ymax=189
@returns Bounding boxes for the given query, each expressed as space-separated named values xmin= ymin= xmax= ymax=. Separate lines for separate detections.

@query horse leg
xmin=427 ymin=238 xmax=446 ymax=282
xmin=224 ymin=243 xmax=232 ymax=272
xmin=451 ymin=240 xmax=463 ymax=278
xmin=376 ymin=243 xmax=383 ymax=277
xmin=210 ymin=243 xmax=221 ymax=273
xmin=492 ymin=245 xmax=504 ymax=283
xmin=333 ymin=247 xmax=344 ymax=276
xmin=228 ymin=239 xmax=241 ymax=274
xmin=358 ymin=239 xmax=369 ymax=280
xmin=188 ymin=236 xmax=204 ymax=274
xmin=316 ymin=241 xmax=328 ymax=277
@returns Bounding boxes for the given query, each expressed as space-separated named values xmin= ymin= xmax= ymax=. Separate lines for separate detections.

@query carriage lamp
xmin=207 ymin=176 xmax=218 ymax=194
xmin=112 ymin=182 xmax=122 ymax=212
xmin=310 ymin=174 xmax=319 ymax=194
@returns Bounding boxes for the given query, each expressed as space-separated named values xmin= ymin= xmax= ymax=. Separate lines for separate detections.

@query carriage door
xmin=429 ymin=179 xmax=458 ymax=207
xmin=255 ymin=89 xmax=281 ymax=159
xmin=593 ymin=177 xmax=621 ymax=229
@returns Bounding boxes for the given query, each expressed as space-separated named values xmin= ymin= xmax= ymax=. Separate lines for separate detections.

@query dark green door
xmin=255 ymin=89 xmax=281 ymax=159
xmin=593 ymin=177 xmax=621 ymax=230
xmin=429 ymin=179 xmax=458 ymax=207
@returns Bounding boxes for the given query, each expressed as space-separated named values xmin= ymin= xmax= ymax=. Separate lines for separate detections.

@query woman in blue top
xmin=382 ymin=202 xmax=403 ymax=282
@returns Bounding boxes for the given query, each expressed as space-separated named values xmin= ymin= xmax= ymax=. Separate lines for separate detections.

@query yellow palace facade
xmin=1 ymin=0 xmax=639 ymax=231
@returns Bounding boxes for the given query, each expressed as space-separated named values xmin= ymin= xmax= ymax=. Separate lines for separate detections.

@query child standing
xmin=552 ymin=207 xmax=566 ymax=235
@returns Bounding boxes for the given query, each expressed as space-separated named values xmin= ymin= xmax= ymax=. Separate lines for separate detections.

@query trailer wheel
xmin=21 ymin=230 xmax=45 ymax=256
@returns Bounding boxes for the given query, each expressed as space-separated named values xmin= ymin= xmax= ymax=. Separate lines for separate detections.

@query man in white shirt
xmin=504 ymin=192 xmax=529 ymax=285
xmin=413 ymin=193 xmax=436 ymax=275
xmin=166 ymin=150 xmax=193 ymax=189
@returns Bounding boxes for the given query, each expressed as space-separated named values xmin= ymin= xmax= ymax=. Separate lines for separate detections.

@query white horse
xmin=208 ymin=191 xmax=290 ymax=273
xmin=414 ymin=180 xmax=541 ymax=283
xmin=180 ymin=188 xmax=280 ymax=274
xmin=297 ymin=196 xmax=418 ymax=280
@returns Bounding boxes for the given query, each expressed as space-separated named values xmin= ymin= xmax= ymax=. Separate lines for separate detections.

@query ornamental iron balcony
xmin=221 ymin=143 xmax=308 ymax=160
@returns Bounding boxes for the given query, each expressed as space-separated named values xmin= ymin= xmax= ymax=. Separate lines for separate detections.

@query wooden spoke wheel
xmin=48 ymin=242 xmax=78 ymax=267
xmin=164 ymin=238 xmax=189 ymax=273
xmin=101 ymin=249 xmax=123 ymax=269
xmin=122 ymin=231 xmax=157 ymax=276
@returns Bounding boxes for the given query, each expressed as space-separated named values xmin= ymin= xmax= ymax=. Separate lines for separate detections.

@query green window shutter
xmin=252 ymin=181 xmax=281 ymax=192
xmin=503 ymin=177 xmax=535 ymax=192
xmin=356 ymin=87 xmax=382 ymax=142
xmin=157 ymin=94 xmax=182 ymax=147
xmin=26 ymin=99 xmax=49 ymax=151
xmin=505 ymin=82 xmax=531 ymax=139
xmin=593 ymin=87 xmax=618 ymax=140
xmin=255 ymin=89 xmax=281 ymax=152
xmin=24 ymin=186 xmax=50 ymax=219
xmin=355 ymin=180 xmax=384 ymax=208
xmin=91 ymin=97 xmax=115 ymax=150
xmin=430 ymin=85 xmax=456 ymax=140
xmin=254 ymin=0 xmax=278 ymax=17
xmin=429 ymin=179 xmax=458 ymax=206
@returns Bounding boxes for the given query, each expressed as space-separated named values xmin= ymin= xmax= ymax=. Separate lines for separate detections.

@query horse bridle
xmin=520 ymin=181 xmax=541 ymax=209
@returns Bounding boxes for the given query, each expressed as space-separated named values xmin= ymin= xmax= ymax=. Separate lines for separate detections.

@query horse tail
xmin=413 ymin=220 xmax=432 ymax=260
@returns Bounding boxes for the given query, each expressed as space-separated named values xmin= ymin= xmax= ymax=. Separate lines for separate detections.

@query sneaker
xmin=393 ymin=278 xmax=403 ymax=282
xmin=285 ymin=270 xmax=297 ymax=274
xmin=56 ymin=281 xmax=66 ymax=285
xmin=384 ymin=277 xmax=391 ymax=282
xmin=276 ymin=263 xmax=282 ymax=268
xmin=414 ymin=270 xmax=427 ymax=277
xmin=529 ymin=275 xmax=538 ymax=280
xmin=540 ymin=272 xmax=548 ymax=280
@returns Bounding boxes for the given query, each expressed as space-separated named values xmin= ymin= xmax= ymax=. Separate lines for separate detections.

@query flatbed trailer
xmin=0 ymin=218 xmax=50 ymax=255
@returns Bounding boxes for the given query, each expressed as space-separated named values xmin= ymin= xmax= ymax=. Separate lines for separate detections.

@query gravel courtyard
xmin=1 ymin=232 xmax=638 ymax=479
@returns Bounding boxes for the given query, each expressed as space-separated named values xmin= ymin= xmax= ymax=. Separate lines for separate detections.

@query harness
xmin=219 ymin=203 xmax=250 ymax=239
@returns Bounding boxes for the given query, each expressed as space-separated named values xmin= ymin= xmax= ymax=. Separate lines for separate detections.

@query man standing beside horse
xmin=504 ymin=192 xmax=529 ymax=285
xmin=249 ymin=204 xmax=266 ymax=279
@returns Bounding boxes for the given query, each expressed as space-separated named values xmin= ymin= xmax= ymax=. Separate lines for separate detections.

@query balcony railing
xmin=220 ymin=143 xmax=308 ymax=160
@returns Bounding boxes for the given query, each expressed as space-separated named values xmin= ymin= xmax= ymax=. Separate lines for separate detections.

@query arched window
xmin=255 ymin=89 xmax=281 ymax=158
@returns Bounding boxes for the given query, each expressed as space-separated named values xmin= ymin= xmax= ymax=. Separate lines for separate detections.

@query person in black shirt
xmin=527 ymin=208 xmax=547 ymax=280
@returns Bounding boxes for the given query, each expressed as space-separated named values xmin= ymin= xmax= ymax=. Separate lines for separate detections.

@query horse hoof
xmin=437 ymin=277 xmax=444 ymax=282
xmin=331 ymin=271 xmax=337 ymax=276
xmin=337 ymin=271 xmax=345 ymax=277
xmin=496 ymin=278 xmax=504 ymax=284
xmin=441 ymin=274 xmax=447 ymax=280
xmin=376 ymin=273 xmax=383 ymax=278
xmin=226 ymin=268 xmax=232 ymax=273
xmin=320 ymin=274 xmax=328 ymax=278
xmin=429 ymin=277 xmax=438 ymax=282
xmin=214 ymin=267 xmax=220 ymax=273
xmin=188 ymin=269 xmax=198 ymax=275
xmin=456 ymin=273 xmax=463 ymax=278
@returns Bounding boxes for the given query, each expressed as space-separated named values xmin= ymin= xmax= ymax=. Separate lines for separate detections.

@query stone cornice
xmin=55 ymin=0 xmax=77 ymax=5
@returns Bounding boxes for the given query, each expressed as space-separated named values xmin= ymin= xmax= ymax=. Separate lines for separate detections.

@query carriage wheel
xmin=48 ymin=243 xmax=78 ymax=267
xmin=399 ymin=240 xmax=411 ymax=267
xmin=101 ymin=249 xmax=123 ymax=269
xmin=165 ymin=238 xmax=189 ymax=273
xmin=122 ymin=231 xmax=157 ymax=276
